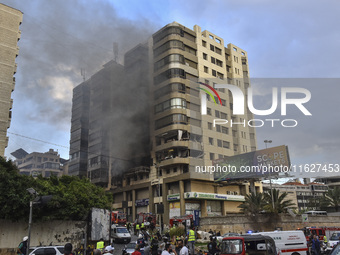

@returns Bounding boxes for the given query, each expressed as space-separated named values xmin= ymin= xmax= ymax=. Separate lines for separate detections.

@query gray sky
xmin=3 ymin=0 xmax=340 ymax=179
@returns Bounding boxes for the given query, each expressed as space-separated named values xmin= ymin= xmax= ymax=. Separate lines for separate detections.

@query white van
xmin=257 ymin=231 xmax=308 ymax=255
xmin=328 ymin=231 xmax=340 ymax=251
xmin=111 ymin=224 xmax=131 ymax=243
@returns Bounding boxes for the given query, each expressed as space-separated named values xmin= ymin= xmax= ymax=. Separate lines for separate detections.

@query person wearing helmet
xmin=17 ymin=236 xmax=28 ymax=255
xmin=137 ymin=234 xmax=146 ymax=255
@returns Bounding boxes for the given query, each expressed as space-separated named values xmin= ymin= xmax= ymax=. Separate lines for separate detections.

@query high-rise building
xmin=69 ymin=22 xmax=260 ymax=222
xmin=0 ymin=4 xmax=23 ymax=157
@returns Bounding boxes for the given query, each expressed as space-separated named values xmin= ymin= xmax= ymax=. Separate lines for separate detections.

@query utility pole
xmin=264 ymin=140 xmax=275 ymax=211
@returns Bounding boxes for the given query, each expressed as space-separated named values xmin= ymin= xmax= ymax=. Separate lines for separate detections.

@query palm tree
xmin=263 ymin=189 xmax=295 ymax=214
xmin=238 ymin=192 xmax=266 ymax=215
xmin=324 ymin=187 xmax=340 ymax=211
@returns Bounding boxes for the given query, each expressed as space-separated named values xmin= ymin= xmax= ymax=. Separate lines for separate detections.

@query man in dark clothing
xmin=17 ymin=236 xmax=28 ymax=255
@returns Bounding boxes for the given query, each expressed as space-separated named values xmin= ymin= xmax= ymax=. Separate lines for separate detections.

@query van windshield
xmin=221 ymin=239 xmax=243 ymax=254
xmin=117 ymin=228 xmax=129 ymax=233
xmin=330 ymin=233 xmax=340 ymax=241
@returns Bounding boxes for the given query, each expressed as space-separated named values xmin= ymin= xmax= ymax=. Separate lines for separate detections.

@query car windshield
xmin=117 ymin=228 xmax=129 ymax=233
xmin=221 ymin=239 xmax=243 ymax=254
xmin=57 ymin=247 xmax=64 ymax=253
xmin=330 ymin=233 xmax=340 ymax=241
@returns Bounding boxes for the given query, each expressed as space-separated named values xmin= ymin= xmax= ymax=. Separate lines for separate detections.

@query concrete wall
xmin=0 ymin=219 xmax=86 ymax=255
xmin=199 ymin=214 xmax=340 ymax=234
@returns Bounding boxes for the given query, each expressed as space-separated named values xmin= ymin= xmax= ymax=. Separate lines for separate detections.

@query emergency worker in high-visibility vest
xmin=187 ymin=227 xmax=196 ymax=255
xmin=96 ymin=238 xmax=105 ymax=252
xmin=136 ymin=223 xmax=140 ymax=235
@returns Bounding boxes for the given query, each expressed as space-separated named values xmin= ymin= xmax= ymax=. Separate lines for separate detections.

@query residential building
xmin=69 ymin=22 xmax=260 ymax=222
xmin=11 ymin=148 xmax=65 ymax=177
xmin=0 ymin=4 xmax=23 ymax=157
xmin=262 ymin=180 xmax=328 ymax=211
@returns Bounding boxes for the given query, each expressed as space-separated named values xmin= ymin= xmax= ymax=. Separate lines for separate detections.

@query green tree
xmin=324 ymin=187 xmax=340 ymax=211
xmin=238 ymin=192 xmax=266 ymax=215
xmin=0 ymin=157 xmax=112 ymax=221
xmin=264 ymin=189 xmax=295 ymax=214
xmin=0 ymin=157 xmax=35 ymax=221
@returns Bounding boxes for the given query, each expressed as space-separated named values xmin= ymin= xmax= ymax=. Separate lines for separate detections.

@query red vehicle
xmin=169 ymin=214 xmax=193 ymax=227
xmin=299 ymin=227 xmax=340 ymax=242
xmin=111 ymin=211 xmax=126 ymax=225
xmin=137 ymin=212 xmax=156 ymax=225
xmin=220 ymin=235 xmax=279 ymax=255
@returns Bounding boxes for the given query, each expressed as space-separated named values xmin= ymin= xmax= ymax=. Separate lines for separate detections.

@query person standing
xmin=96 ymin=238 xmax=105 ymax=253
xmin=136 ymin=223 xmax=141 ymax=236
xmin=178 ymin=240 xmax=189 ymax=255
xmin=64 ymin=243 xmax=74 ymax=255
xmin=17 ymin=236 xmax=28 ymax=255
xmin=312 ymin=235 xmax=321 ymax=255
xmin=132 ymin=245 xmax=142 ymax=255
xmin=187 ymin=227 xmax=196 ymax=255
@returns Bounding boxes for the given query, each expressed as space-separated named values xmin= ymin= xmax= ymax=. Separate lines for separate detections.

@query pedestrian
xmin=102 ymin=246 xmax=114 ymax=255
xmin=144 ymin=243 xmax=151 ymax=255
xmin=312 ymin=235 xmax=321 ymax=255
xmin=132 ymin=245 xmax=142 ymax=255
xmin=162 ymin=244 xmax=177 ymax=255
xmin=187 ymin=227 xmax=195 ymax=255
xmin=17 ymin=236 xmax=28 ymax=255
xmin=136 ymin=223 xmax=141 ymax=236
xmin=64 ymin=243 xmax=74 ymax=255
xmin=137 ymin=234 xmax=146 ymax=255
xmin=93 ymin=249 xmax=102 ymax=255
xmin=178 ymin=240 xmax=188 ymax=255
xmin=96 ymin=238 xmax=105 ymax=253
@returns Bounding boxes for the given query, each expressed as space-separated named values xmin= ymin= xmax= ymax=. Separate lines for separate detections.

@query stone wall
xmin=199 ymin=214 xmax=340 ymax=234
xmin=0 ymin=219 xmax=86 ymax=255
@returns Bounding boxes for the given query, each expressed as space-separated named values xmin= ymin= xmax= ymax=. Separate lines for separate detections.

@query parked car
xmin=112 ymin=225 xmax=132 ymax=243
xmin=29 ymin=245 xmax=64 ymax=255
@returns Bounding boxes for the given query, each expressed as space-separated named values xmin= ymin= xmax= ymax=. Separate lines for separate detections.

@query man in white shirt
xmin=178 ymin=240 xmax=188 ymax=255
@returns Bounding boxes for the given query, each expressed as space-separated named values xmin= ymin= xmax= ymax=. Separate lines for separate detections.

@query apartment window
xmin=221 ymin=99 xmax=226 ymax=106
xmin=216 ymin=125 xmax=221 ymax=132
xmin=208 ymin=122 xmax=213 ymax=130
xmin=226 ymin=65 xmax=231 ymax=72
xmin=209 ymin=34 xmax=214 ymax=39
xmin=210 ymin=44 xmax=215 ymax=51
xmin=207 ymin=107 xmax=212 ymax=115
xmin=209 ymin=153 xmax=215 ymax=160
xmin=241 ymin=51 xmax=245 ymax=56
xmin=212 ymin=69 xmax=217 ymax=77
xmin=204 ymin=79 xmax=209 ymax=84
xmin=215 ymin=38 xmax=221 ymax=44
xmin=209 ymin=137 xmax=214 ymax=145
xmin=203 ymin=53 xmax=207 ymax=60
xmin=218 ymin=154 xmax=223 ymax=159
xmin=215 ymin=110 xmax=220 ymax=118
xmin=215 ymin=47 xmax=222 ymax=55
xmin=223 ymin=141 xmax=230 ymax=149
xmin=234 ymin=56 xmax=238 ymax=63
xmin=216 ymin=59 xmax=223 ymax=67
xmin=217 ymin=72 xmax=224 ymax=79
xmin=217 ymin=139 xmax=222 ymax=147
xmin=221 ymin=112 xmax=227 ymax=119
xmin=204 ymin=66 xmax=208 ymax=73
xmin=166 ymin=169 xmax=170 ymax=174
xmin=202 ymin=40 xmax=207 ymax=47
xmin=211 ymin=57 xmax=216 ymax=64
xmin=222 ymin=126 xmax=229 ymax=134
xmin=233 ymin=47 xmax=237 ymax=52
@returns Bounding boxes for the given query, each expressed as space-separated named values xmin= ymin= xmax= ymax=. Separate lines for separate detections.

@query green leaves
xmin=0 ymin=157 xmax=112 ymax=221
xmin=238 ymin=189 xmax=295 ymax=215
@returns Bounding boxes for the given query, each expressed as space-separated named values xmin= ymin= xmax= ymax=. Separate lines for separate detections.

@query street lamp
xmin=26 ymin=188 xmax=38 ymax=255
xmin=264 ymin=140 xmax=275 ymax=212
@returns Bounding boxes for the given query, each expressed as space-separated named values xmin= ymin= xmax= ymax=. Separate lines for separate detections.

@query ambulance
xmin=257 ymin=231 xmax=308 ymax=255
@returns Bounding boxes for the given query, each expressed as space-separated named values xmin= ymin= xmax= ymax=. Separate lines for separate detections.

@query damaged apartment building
xmin=69 ymin=22 xmax=260 ymax=223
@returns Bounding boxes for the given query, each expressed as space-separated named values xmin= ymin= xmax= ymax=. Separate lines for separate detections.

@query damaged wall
xmin=0 ymin=219 xmax=86 ymax=253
